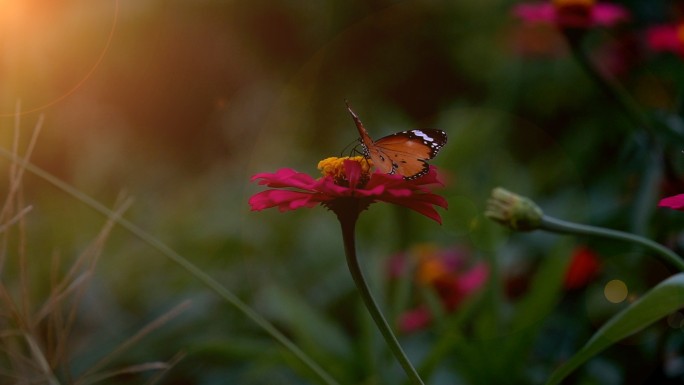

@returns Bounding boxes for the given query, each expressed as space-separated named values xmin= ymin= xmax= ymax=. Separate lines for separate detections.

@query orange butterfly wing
xmin=346 ymin=103 xmax=447 ymax=179
xmin=374 ymin=129 xmax=447 ymax=178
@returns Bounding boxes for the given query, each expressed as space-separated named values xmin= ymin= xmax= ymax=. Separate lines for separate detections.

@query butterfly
xmin=346 ymin=102 xmax=447 ymax=180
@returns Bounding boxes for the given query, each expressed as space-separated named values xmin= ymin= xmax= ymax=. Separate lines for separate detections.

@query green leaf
xmin=546 ymin=273 xmax=684 ymax=385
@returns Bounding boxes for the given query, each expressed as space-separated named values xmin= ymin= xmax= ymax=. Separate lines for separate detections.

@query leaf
xmin=546 ymin=273 xmax=684 ymax=385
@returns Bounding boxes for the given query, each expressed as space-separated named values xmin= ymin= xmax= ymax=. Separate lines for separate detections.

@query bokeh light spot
xmin=604 ymin=279 xmax=628 ymax=304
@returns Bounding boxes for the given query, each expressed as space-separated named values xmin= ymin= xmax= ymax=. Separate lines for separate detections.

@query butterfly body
xmin=346 ymin=103 xmax=447 ymax=180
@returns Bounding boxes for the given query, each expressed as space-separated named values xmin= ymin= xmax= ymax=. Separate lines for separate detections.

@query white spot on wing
xmin=412 ymin=130 xmax=434 ymax=142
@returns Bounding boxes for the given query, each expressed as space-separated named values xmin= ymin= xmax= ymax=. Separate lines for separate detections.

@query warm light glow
xmin=604 ymin=279 xmax=628 ymax=303
xmin=0 ymin=0 xmax=29 ymax=30
xmin=0 ymin=0 xmax=119 ymax=116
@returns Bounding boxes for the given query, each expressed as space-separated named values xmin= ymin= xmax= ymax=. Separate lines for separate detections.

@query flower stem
xmin=540 ymin=215 xmax=684 ymax=272
xmin=565 ymin=35 xmax=656 ymax=137
xmin=336 ymin=209 xmax=425 ymax=385
xmin=630 ymin=143 xmax=663 ymax=236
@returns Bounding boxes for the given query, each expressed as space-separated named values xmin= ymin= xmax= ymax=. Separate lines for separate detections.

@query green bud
xmin=485 ymin=187 xmax=543 ymax=231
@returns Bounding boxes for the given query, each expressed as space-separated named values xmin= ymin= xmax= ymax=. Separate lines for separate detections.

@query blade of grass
xmin=76 ymin=300 xmax=192 ymax=383
xmin=34 ymin=272 xmax=91 ymax=324
xmin=3 ymin=107 xmax=43 ymax=326
xmin=0 ymin=146 xmax=340 ymax=385
xmin=0 ymin=108 xmax=42 ymax=222
xmin=0 ymin=205 xmax=32 ymax=235
xmin=77 ymin=362 xmax=171 ymax=385
xmin=24 ymin=333 xmax=60 ymax=385
xmin=0 ymin=110 xmax=40 ymax=336
xmin=50 ymin=195 xmax=134 ymax=373
xmin=144 ymin=351 xmax=186 ymax=385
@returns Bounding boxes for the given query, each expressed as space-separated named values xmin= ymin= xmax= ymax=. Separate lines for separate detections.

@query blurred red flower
xmin=647 ymin=23 xmax=684 ymax=57
xmin=564 ymin=246 xmax=601 ymax=290
xmin=249 ymin=156 xmax=448 ymax=223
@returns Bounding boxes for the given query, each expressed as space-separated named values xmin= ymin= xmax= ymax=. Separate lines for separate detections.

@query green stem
xmin=540 ymin=215 xmax=684 ymax=272
xmin=0 ymin=147 xmax=340 ymax=385
xmin=566 ymin=35 xmax=656 ymax=137
xmin=630 ymin=143 xmax=663 ymax=236
xmin=336 ymin=210 xmax=425 ymax=385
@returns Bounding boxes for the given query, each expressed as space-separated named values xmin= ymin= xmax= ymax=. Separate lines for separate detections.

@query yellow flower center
xmin=553 ymin=0 xmax=595 ymax=7
xmin=317 ymin=156 xmax=372 ymax=185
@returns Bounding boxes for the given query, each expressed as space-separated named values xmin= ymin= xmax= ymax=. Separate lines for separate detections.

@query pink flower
xmin=646 ymin=23 xmax=684 ymax=57
xmin=392 ymin=245 xmax=488 ymax=333
xmin=249 ymin=156 xmax=448 ymax=224
xmin=659 ymin=194 xmax=684 ymax=211
xmin=564 ymin=246 xmax=601 ymax=290
xmin=513 ymin=0 xmax=629 ymax=30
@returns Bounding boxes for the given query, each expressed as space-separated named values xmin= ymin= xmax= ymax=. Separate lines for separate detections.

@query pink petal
xmin=343 ymin=159 xmax=363 ymax=188
xmin=389 ymin=193 xmax=448 ymax=223
xmin=249 ymin=163 xmax=447 ymax=220
xmin=411 ymin=166 xmax=445 ymax=187
xmin=365 ymin=166 xmax=443 ymax=191
xmin=251 ymin=168 xmax=318 ymax=190
xmin=401 ymin=193 xmax=448 ymax=209
xmin=312 ymin=177 xmax=351 ymax=196
xmin=659 ymin=194 xmax=684 ymax=211
xmin=365 ymin=172 xmax=406 ymax=190
xmin=382 ymin=197 xmax=444 ymax=224
xmin=382 ymin=187 xmax=414 ymax=198
xmin=248 ymin=190 xmax=323 ymax=212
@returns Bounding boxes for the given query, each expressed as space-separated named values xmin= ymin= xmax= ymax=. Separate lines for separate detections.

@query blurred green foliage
xmin=2 ymin=0 xmax=684 ymax=384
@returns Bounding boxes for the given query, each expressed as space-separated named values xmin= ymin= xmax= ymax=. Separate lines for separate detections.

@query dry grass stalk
xmin=0 ymin=108 xmax=185 ymax=384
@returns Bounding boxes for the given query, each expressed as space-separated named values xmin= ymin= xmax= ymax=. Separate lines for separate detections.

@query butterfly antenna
xmin=344 ymin=100 xmax=371 ymax=167
xmin=340 ymin=139 xmax=360 ymax=157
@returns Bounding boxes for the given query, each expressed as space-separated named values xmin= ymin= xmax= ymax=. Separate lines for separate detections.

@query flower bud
xmin=485 ymin=187 xmax=543 ymax=231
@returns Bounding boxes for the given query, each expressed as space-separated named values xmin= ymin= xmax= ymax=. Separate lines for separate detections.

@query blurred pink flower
xmin=659 ymin=194 xmax=684 ymax=211
xmin=646 ymin=23 xmax=684 ymax=57
xmin=513 ymin=0 xmax=629 ymax=30
xmin=249 ymin=156 xmax=447 ymax=223
xmin=564 ymin=246 xmax=601 ymax=290
xmin=393 ymin=245 xmax=488 ymax=333
xmin=398 ymin=308 xmax=432 ymax=332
